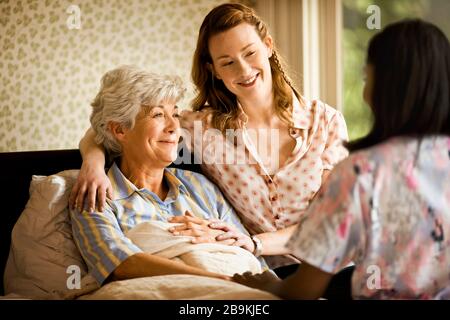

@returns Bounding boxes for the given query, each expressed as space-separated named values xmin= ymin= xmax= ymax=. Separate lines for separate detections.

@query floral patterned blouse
xmin=287 ymin=136 xmax=450 ymax=299
xmin=181 ymin=96 xmax=349 ymax=268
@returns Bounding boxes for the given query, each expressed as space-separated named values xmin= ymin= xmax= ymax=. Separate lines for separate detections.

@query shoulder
xmin=309 ymin=99 xmax=346 ymax=125
xmin=353 ymin=137 xmax=416 ymax=162
xmin=299 ymin=99 xmax=348 ymax=144
xmin=339 ymin=138 xmax=410 ymax=177
xmin=294 ymin=98 xmax=347 ymax=134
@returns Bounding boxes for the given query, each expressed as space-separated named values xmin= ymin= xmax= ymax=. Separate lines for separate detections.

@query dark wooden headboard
xmin=0 ymin=148 xmax=199 ymax=296
xmin=0 ymin=150 xmax=82 ymax=296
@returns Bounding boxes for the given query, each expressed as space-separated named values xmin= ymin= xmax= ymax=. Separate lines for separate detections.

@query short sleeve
xmin=286 ymin=159 xmax=366 ymax=274
xmin=70 ymin=204 xmax=142 ymax=284
xmin=321 ymin=111 xmax=349 ymax=170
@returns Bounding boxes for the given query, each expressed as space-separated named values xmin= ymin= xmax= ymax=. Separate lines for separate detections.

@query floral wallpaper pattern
xmin=0 ymin=0 xmax=226 ymax=151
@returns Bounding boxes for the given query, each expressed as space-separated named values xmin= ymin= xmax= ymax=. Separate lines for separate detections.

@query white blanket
xmin=125 ymin=221 xmax=262 ymax=276
xmin=59 ymin=221 xmax=277 ymax=300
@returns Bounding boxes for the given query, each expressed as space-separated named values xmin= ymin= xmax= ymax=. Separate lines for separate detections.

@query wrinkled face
xmin=208 ymin=22 xmax=273 ymax=102
xmin=120 ymin=100 xmax=180 ymax=168
xmin=363 ymin=64 xmax=375 ymax=108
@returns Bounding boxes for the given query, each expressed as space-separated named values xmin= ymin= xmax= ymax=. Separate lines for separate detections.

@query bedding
xmin=4 ymin=170 xmax=88 ymax=299
xmin=3 ymin=170 xmax=279 ymax=300
xmin=59 ymin=272 xmax=278 ymax=300
xmin=125 ymin=220 xmax=262 ymax=276
xmin=76 ymin=274 xmax=278 ymax=300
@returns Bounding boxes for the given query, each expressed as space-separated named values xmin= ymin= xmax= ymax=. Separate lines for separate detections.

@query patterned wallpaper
xmin=0 ymin=0 xmax=227 ymax=152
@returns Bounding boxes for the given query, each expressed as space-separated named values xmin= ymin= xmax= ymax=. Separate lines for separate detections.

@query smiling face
xmin=117 ymin=100 xmax=180 ymax=168
xmin=208 ymin=22 xmax=273 ymax=102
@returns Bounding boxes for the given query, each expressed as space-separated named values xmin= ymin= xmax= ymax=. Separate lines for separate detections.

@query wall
xmin=0 ymin=0 xmax=225 ymax=151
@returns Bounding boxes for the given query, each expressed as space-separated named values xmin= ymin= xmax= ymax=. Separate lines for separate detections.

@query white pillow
xmin=4 ymin=170 xmax=88 ymax=299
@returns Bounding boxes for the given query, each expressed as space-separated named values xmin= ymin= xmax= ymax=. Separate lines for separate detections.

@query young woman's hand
xmin=69 ymin=161 xmax=113 ymax=212
xmin=168 ymin=211 xmax=233 ymax=244
xmin=208 ymin=221 xmax=255 ymax=253
xmin=168 ymin=211 xmax=235 ymax=245
xmin=232 ymin=271 xmax=281 ymax=292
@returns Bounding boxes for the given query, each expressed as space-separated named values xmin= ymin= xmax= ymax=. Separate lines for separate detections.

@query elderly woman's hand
xmin=69 ymin=161 xmax=113 ymax=212
xmin=168 ymin=211 xmax=255 ymax=253
xmin=233 ymin=271 xmax=281 ymax=292
xmin=168 ymin=211 xmax=235 ymax=245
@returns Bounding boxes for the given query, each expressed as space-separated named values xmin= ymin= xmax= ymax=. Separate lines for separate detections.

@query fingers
xmin=215 ymin=230 xmax=239 ymax=241
xmin=168 ymin=215 xmax=188 ymax=223
xmin=169 ymin=221 xmax=204 ymax=233
xmin=97 ymin=185 xmax=107 ymax=212
xmin=207 ymin=218 xmax=221 ymax=226
xmin=234 ymin=271 xmax=252 ymax=278
xmin=169 ymin=224 xmax=191 ymax=233
xmin=208 ymin=221 xmax=232 ymax=232
xmin=86 ymin=185 xmax=97 ymax=213
xmin=75 ymin=184 xmax=87 ymax=212
xmin=214 ymin=231 xmax=254 ymax=252
xmin=69 ymin=182 xmax=80 ymax=210
xmin=231 ymin=238 xmax=247 ymax=248
xmin=73 ymin=183 xmax=109 ymax=213
xmin=229 ymin=237 xmax=252 ymax=253
xmin=189 ymin=235 xmax=235 ymax=245
xmin=182 ymin=211 xmax=203 ymax=224
xmin=173 ymin=228 xmax=204 ymax=237
xmin=231 ymin=234 xmax=254 ymax=252
xmin=169 ymin=214 xmax=203 ymax=224
xmin=185 ymin=213 xmax=204 ymax=224
xmin=184 ymin=210 xmax=195 ymax=217
xmin=216 ymin=238 xmax=236 ymax=246
xmin=232 ymin=273 xmax=244 ymax=282
xmin=232 ymin=271 xmax=253 ymax=284
xmin=106 ymin=185 xmax=113 ymax=200
xmin=168 ymin=216 xmax=188 ymax=223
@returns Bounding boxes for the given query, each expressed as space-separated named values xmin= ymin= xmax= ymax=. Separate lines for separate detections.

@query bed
xmin=0 ymin=149 xmax=278 ymax=300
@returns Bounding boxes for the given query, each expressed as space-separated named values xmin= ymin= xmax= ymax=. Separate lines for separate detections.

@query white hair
xmin=90 ymin=65 xmax=186 ymax=156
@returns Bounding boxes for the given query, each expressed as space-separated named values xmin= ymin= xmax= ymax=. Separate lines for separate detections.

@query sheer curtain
xmin=250 ymin=0 xmax=343 ymax=110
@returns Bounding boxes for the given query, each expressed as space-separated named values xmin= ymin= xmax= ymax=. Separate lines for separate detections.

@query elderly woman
xmin=70 ymin=66 xmax=261 ymax=286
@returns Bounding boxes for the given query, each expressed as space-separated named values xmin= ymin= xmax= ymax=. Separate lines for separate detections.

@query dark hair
xmin=347 ymin=19 xmax=450 ymax=152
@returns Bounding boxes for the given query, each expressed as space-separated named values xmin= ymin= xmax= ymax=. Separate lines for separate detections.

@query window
xmin=252 ymin=0 xmax=450 ymax=141
xmin=252 ymin=0 xmax=343 ymax=110
xmin=343 ymin=0 xmax=450 ymax=140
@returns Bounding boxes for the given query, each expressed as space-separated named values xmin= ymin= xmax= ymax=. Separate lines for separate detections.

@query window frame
xmin=252 ymin=0 xmax=343 ymax=110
